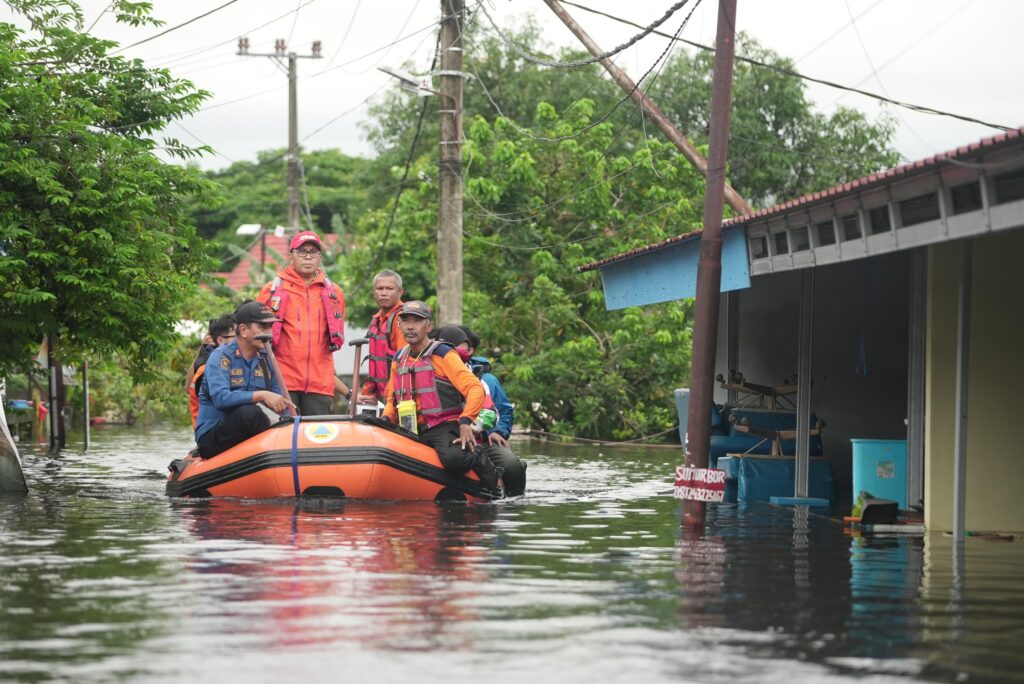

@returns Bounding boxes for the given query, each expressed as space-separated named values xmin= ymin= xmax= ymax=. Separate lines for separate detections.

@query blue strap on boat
xmin=291 ymin=415 xmax=302 ymax=497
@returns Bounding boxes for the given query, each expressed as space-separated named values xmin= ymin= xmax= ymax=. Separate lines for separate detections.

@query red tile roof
xmin=215 ymin=232 xmax=339 ymax=291
xmin=578 ymin=126 xmax=1024 ymax=272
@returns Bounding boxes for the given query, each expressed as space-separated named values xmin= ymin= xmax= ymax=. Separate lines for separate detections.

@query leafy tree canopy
xmin=0 ymin=0 xmax=216 ymax=378
xmin=340 ymin=20 xmax=900 ymax=440
xmin=192 ymin=148 xmax=374 ymax=248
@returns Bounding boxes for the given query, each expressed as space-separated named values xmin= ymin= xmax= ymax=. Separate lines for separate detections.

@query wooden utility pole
xmin=682 ymin=0 xmax=740 ymax=529
xmin=437 ymin=0 xmax=465 ymax=325
xmin=543 ymin=0 xmax=752 ymax=216
xmin=237 ymin=37 xmax=322 ymax=232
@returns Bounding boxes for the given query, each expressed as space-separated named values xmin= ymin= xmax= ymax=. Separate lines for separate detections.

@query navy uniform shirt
xmin=195 ymin=339 xmax=282 ymax=440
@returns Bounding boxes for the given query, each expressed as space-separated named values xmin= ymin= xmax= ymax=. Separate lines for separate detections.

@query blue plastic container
xmin=851 ymin=439 xmax=907 ymax=509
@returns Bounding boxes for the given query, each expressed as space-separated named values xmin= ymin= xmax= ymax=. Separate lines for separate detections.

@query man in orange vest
xmin=381 ymin=301 xmax=503 ymax=492
xmin=256 ymin=231 xmax=350 ymax=416
xmin=357 ymin=269 xmax=407 ymax=405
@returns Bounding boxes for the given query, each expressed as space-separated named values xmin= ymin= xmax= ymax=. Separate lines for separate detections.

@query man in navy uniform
xmin=195 ymin=302 xmax=295 ymax=459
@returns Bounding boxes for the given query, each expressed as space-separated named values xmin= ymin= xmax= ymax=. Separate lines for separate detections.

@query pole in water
xmin=682 ymin=0 xmax=741 ymax=530
xmin=254 ymin=334 xmax=296 ymax=417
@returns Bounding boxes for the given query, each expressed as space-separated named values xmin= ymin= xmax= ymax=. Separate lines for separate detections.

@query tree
xmin=191 ymin=148 xmax=374 ymax=244
xmin=649 ymin=33 xmax=902 ymax=205
xmin=345 ymin=101 xmax=703 ymax=439
xmin=0 ymin=0 xmax=215 ymax=378
xmin=344 ymin=24 xmax=902 ymax=439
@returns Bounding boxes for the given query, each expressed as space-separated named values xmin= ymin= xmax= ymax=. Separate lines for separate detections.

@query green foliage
xmin=0 ymin=0 xmax=216 ymax=379
xmin=191 ymin=148 xmax=374 ymax=248
xmin=649 ymin=34 xmax=902 ymax=205
xmin=83 ymin=334 xmax=198 ymax=426
xmin=345 ymin=102 xmax=700 ymax=439
xmin=343 ymin=24 xmax=901 ymax=440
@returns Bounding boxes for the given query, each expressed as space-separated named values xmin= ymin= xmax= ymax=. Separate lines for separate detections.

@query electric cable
xmin=557 ymin=0 xmax=1012 ymax=131
xmin=352 ymin=29 xmax=442 ymax=296
xmin=150 ymin=0 xmax=319 ymax=69
xmin=478 ymin=0 xmax=691 ymax=69
xmin=111 ymin=0 xmax=242 ymax=54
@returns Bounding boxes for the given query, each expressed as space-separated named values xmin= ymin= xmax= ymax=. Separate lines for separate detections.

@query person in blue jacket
xmin=195 ymin=302 xmax=295 ymax=459
xmin=458 ymin=326 xmax=526 ymax=496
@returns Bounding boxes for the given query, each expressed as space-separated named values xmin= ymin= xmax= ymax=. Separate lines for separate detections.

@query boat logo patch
xmin=304 ymin=423 xmax=340 ymax=444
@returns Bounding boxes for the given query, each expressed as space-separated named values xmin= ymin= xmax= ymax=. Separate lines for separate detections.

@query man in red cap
xmin=256 ymin=230 xmax=350 ymax=415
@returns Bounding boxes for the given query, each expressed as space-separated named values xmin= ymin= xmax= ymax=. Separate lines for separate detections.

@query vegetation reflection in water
xmin=1 ymin=425 xmax=1023 ymax=683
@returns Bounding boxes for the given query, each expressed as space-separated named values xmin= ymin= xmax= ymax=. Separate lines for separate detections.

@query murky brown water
xmin=1 ymin=425 xmax=1023 ymax=683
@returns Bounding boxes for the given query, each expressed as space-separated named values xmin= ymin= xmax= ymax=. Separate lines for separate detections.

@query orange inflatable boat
xmin=166 ymin=415 xmax=499 ymax=502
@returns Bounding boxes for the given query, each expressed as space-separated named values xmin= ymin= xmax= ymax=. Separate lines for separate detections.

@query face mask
xmin=455 ymin=347 xmax=473 ymax=362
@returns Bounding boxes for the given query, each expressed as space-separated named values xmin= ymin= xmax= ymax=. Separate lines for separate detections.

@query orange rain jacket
xmin=257 ymin=265 xmax=344 ymax=397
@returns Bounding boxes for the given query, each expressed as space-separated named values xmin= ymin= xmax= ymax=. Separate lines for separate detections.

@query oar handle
xmin=255 ymin=334 xmax=295 ymax=417
xmin=348 ymin=337 xmax=369 ymax=417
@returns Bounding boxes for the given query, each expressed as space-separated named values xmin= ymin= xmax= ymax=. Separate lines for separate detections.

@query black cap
xmin=432 ymin=325 xmax=469 ymax=347
xmin=234 ymin=301 xmax=279 ymax=325
xmin=399 ymin=300 xmax=432 ymax=319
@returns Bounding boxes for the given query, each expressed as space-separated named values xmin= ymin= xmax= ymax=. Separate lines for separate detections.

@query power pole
xmin=437 ymin=0 xmax=464 ymax=325
xmin=682 ymin=0 xmax=741 ymax=530
xmin=237 ymin=37 xmax=322 ymax=232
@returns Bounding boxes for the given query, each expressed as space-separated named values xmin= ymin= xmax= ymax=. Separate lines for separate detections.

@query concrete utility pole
xmin=237 ymin=37 xmax=322 ymax=231
xmin=437 ymin=0 xmax=465 ymax=325
xmin=543 ymin=0 xmax=752 ymax=216
xmin=682 ymin=0 xmax=740 ymax=529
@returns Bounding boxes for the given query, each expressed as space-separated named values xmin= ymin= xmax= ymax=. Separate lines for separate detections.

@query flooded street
xmin=2 ymin=425 xmax=1023 ymax=683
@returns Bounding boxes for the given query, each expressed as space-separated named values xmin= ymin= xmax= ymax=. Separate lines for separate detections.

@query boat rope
xmin=291 ymin=415 xmax=302 ymax=496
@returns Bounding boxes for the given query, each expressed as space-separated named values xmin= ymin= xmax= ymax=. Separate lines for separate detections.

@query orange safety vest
xmin=366 ymin=304 xmax=402 ymax=396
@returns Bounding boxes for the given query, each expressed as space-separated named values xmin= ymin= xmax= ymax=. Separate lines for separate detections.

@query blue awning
xmin=597 ymin=226 xmax=750 ymax=310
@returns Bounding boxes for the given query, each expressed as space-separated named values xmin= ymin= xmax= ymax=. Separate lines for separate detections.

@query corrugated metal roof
xmin=578 ymin=126 xmax=1024 ymax=273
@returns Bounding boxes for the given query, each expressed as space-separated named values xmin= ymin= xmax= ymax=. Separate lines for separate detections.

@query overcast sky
xmin=8 ymin=1 xmax=1023 ymax=172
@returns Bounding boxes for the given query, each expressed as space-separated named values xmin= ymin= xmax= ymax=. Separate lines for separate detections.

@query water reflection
xmin=176 ymin=499 xmax=497 ymax=651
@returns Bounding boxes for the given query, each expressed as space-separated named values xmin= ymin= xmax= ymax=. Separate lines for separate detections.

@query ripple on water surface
xmin=1 ymin=426 xmax=1023 ymax=683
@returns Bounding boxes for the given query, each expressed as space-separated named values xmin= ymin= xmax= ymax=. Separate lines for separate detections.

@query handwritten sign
xmin=673 ymin=465 xmax=726 ymax=502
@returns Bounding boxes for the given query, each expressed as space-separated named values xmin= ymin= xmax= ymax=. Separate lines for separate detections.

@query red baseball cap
xmin=289 ymin=230 xmax=322 ymax=252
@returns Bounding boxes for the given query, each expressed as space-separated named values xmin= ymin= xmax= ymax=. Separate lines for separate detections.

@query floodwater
xmin=1 ymin=426 xmax=1023 ymax=683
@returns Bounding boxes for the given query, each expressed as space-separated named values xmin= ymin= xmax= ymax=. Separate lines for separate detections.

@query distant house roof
xmin=578 ymin=126 xmax=1024 ymax=273
xmin=215 ymin=232 xmax=340 ymax=291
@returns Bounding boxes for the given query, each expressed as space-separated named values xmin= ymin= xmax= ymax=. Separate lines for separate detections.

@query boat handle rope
xmin=291 ymin=415 xmax=302 ymax=497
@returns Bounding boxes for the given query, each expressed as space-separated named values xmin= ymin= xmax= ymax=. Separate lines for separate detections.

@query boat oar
xmin=254 ymin=334 xmax=296 ymax=417
xmin=347 ymin=337 xmax=369 ymax=417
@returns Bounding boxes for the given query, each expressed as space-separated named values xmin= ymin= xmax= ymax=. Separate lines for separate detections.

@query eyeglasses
xmin=293 ymin=249 xmax=321 ymax=259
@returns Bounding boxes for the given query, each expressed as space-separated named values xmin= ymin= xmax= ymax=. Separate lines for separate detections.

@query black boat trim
xmin=165 ymin=446 xmax=495 ymax=500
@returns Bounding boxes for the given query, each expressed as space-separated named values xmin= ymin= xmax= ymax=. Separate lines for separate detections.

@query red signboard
xmin=673 ymin=465 xmax=727 ymax=502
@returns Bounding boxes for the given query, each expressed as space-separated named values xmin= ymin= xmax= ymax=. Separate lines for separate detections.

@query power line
xmin=478 ymin=0 xmax=691 ymax=69
xmin=320 ymin=0 xmax=362 ymax=69
xmin=472 ymin=0 xmax=700 ymax=144
xmin=557 ymin=0 xmax=1012 ymax=132
xmin=463 ymin=0 xmax=700 ymax=224
xmin=111 ymin=0 xmax=242 ymax=54
xmin=795 ymin=0 xmax=884 ymax=64
xmin=150 ymin=0 xmax=320 ymax=68
xmin=285 ymin=0 xmax=303 ymax=48
xmin=355 ymin=29 xmax=442 ymax=295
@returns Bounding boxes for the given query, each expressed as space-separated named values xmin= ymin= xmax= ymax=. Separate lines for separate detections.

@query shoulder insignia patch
xmin=220 ymin=356 xmax=231 ymax=370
